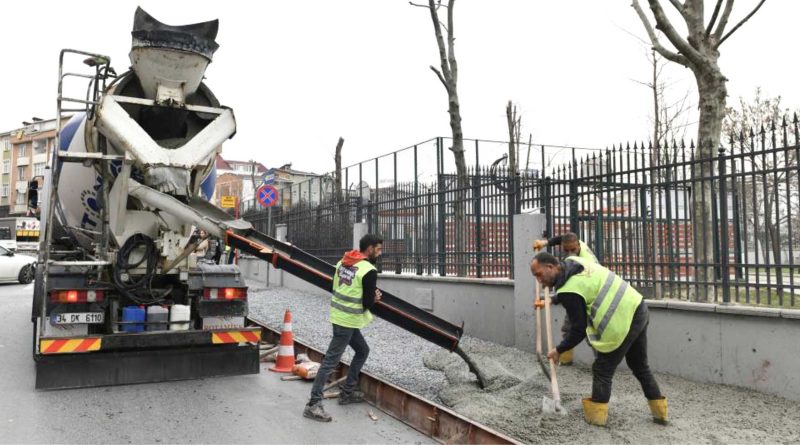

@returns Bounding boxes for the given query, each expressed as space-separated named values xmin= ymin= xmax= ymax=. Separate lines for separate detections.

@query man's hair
xmin=359 ymin=234 xmax=383 ymax=251
xmin=533 ymin=251 xmax=560 ymax=266
xmin=562 ymin=232 xmax=578 ymax=244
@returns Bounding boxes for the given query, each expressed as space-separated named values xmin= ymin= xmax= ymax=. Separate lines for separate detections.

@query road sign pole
xmin=234 ymin=197 xmax=239 ymax=265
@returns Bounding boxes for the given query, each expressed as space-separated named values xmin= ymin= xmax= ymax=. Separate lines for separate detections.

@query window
xmin=2 ymin=160 xmax=8 ymax=174
xmin=18 ymin=144 xmax=26 ymax=157
xmin=1 ymin=185 xmax=7 ymax=197
xmin=34 ymin=163 xmax=45 ymax=178
xmin=2 ymin=138 xmax=9 ymax=151
xmin=17 ymin=166 xmax=25 ymax=180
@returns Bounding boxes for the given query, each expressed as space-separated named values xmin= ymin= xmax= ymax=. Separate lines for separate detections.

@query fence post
xmin=718 ymin=148 xmax=731 ymax=304
xmin=543 ymin=176 xmax=552 ymax=238
xmin=393 ymin=151 xmax=400 ymax=274
xmin=474 ymin=168 xmax=482 ymax=278
xmin=437 ymin=137 xmax=446 ymax=276
xmin=414 ymin=145 xmax=422 ymax=275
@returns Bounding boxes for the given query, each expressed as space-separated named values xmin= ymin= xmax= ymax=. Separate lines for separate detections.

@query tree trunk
xmin=692 ymin=68 xmax=727 ymax=302
xmin=334 ymin=137 xmax=344 ymax=205
xmin=506 ymin=101 xmax=517 ymax=177
xmin=449 ymin=91 xmax=467 ymax=277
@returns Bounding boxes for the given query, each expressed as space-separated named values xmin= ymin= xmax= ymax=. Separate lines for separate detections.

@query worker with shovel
xmin=303 ymin=234 xmax=383 ymax=422
xmin=530 ymin=252 xmax=667 ymax=427
xmin=533 ymin=232 xmax=598 ymax=366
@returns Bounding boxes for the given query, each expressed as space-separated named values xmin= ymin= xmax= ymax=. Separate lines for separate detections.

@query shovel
xmin=534 ymin=281 xmax=551 ymax=381
xmin=542 ymin=285 xmax=567 ymax=416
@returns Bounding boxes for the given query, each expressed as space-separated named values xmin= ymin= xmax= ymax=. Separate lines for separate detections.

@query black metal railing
xmin=241 ymin=119 xmax=800 ymax=307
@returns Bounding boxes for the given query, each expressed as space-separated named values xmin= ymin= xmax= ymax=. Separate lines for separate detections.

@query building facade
xmin=0 ymin=118 xmax=64 ymax=217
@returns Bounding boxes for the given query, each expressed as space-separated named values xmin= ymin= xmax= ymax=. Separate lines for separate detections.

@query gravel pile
xmin=247 ymin=285 xmax=449 ymax=401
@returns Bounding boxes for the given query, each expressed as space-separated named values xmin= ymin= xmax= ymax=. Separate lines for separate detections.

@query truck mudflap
xmin=34 ymin=328 xmax=261 ymax=390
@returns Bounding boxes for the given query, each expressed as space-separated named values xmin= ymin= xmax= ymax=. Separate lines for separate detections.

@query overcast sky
xmin=0 ymin=1 xmax=795 ymax=175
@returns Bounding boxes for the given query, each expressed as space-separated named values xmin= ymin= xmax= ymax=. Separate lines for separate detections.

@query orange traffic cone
xmin=269 ymin=310 xmax=295 ymax=373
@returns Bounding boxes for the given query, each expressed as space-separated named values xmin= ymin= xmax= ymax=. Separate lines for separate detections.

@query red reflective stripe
xmin=242 ymin=331 xmax=259 ymax=342
xmin=44 ymin=339 xmax=68 ymax=353
xmin=74 ymin=338 xmax=97 ymax=352
xmin=217 ymin=332 xmax=236 ymax=343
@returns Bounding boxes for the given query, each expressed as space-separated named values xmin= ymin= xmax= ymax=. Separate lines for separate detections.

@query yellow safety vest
xmin=556 ymin=255 xmax=642 ymax=353
xmin=578 ymin=240 xmax=598 ymax=263
xmin=330 ymin=259 xmax=375 ymax=329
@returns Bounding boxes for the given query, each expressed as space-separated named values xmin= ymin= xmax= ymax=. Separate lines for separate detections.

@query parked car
xmin=0 ymin=244 xmax=36 ymax=284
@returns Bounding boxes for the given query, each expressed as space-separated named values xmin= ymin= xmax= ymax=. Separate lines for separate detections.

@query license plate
xmin=50 ymin=312 xmax=104 ymax=325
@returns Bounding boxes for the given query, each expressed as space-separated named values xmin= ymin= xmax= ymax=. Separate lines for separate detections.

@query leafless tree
xmin=632 ymin=0 xmax=767 ymax=302
xmin=412 ymin=0 xmax=468 ymax=276
xmin=334 ymin=137 xmax=344 ymax=205
xmin=506 ymin=100 xmax=522 ymax=177
xmin=723 ymin=89 xmax=799 ymax=284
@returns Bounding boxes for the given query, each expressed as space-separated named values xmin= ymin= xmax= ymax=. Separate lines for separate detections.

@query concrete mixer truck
xmin=33 ymin=7 xmax=473 ymax=390
xmin=31 ymin=8 xmax=262 ymax=389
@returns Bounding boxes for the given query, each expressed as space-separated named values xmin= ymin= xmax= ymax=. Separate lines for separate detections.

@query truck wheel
xmin=19 ymin=264 xmax=33 ymax=284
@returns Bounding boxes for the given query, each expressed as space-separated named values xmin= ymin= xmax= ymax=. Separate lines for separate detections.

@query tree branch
xmin=717 ymin=0 xmax=766 ymax=47
xmin=430 ymin=66 xmax=449 ymax=93
xmin=646 ymin=0 xmax=704 ymax=66
xmin=712 ymin=0 xmax=735 ymax=41
xmin=667 ymin=0 xmax=685 ymax=14
xmin=705 ymin=0 xmax=724 ymax=35
xmin=427 ymin=0 xmax=452 ymax=82
xmin=631 ymin=0 xmax=691 ymax=67
xmin=447 ymin=0 xmax=457 ymax=84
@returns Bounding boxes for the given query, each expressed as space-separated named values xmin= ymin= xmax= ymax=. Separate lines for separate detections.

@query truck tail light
xmin=203 ymin=287 xmax=247 ymax=300
xmin=49 ymin=289 xmax=105 ymax=303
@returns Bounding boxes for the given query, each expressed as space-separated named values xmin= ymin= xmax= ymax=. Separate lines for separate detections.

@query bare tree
xmin=412 ymin=0 xmax=468 ymax=276
xmin=723 ymin=89 xmax=799 ymax=283
xmin=334 ymin=137 xmax=344 ymax=205
xmin=632 ymin=0 xmax=767 ymax=302
xmin=506 ymin=100 xmax=522 ymax=177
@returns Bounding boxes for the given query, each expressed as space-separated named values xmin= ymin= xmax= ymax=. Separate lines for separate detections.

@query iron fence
xmin=241 ymin=117 xmax=800 ymax=307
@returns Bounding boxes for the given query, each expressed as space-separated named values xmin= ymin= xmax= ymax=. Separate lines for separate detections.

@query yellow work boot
xmin=581 ymin=397 xmax=608 ymax=427
xmin=559 ymin=349 xmax=574 ymax=366
xmin=648 ymin=397 xmax=668 ymax=425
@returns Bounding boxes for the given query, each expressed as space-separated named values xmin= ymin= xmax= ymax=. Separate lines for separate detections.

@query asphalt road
xmin=0 ymin=283 xmax=431 ymax=444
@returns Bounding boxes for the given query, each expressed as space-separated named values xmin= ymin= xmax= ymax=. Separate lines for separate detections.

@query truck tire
xmin=19 ymin=264 xmax=33 ymax=284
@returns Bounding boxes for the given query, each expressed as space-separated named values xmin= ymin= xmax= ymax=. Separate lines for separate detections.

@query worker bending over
xmin=303 ymin=234 xmax=383 ymax=422
xmin=533 ymin=232 xmax=598 ymax=365
xmin=530 ymin=252 xmax=667 ymax=426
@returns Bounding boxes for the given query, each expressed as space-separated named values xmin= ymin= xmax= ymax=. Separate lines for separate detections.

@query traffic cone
xmin=269 ymin=310 xmax=295 ymax=373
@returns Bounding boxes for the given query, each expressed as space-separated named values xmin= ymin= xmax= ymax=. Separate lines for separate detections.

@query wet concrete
xmin=424 ymin=337 xmax=800 ymax=445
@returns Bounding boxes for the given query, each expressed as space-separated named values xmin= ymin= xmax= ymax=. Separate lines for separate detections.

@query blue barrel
xmin=122 ymin=306 xmax=146 ymax=333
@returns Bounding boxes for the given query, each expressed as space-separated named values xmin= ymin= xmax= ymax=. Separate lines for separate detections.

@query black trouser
xmin=591 ymin=302 xmax=662 ymax=403
xmin=308 ymin=324 xmax=370 ymax=406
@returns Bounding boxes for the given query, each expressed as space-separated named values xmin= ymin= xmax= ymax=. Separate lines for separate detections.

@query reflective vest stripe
xmin=333 ymin=291 xmax=363 ymax=305
xmin=331 ymin=300 xmax=364 ymax=314
xmin=590 ymin=273 xmax=617 ymax=320
xmin=595 ymin=281 xmax=629 ymax=338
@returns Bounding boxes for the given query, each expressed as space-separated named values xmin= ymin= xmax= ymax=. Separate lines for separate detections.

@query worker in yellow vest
xmin=533 ymin=232 xmax=598 ymax=365
xmin=530 ymin=252 xmax=667 ymax=427
xmin=304 ymin=234 xmax=383 ymax=422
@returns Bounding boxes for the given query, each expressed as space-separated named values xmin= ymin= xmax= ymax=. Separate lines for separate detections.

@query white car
xmin=0 ymin=244 xmax=36 ymax=284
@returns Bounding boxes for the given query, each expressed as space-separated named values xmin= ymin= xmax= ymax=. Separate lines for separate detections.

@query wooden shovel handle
xmin=544 ymin=287 xmax=561 ymax=403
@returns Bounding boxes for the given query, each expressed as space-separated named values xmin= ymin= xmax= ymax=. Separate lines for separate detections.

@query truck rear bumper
xmin=34 ymin=327 xmax=262 ymax=390
xmin=35 ymin=343 xmax=259 ymax=390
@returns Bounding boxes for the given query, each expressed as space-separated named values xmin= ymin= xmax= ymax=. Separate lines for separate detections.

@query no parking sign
xmin=257 ymin=184 xmax=279 ymax=207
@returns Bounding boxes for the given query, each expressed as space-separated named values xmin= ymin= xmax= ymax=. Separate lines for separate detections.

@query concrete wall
xmin=377 ymin=275 xmax=515 ymax=346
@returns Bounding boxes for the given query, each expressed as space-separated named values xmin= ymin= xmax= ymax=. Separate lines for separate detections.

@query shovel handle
xmin=534 ymin=281 xmax=543 ymax=355
xmin=544 ymin=287 xmax=562 ymax=403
